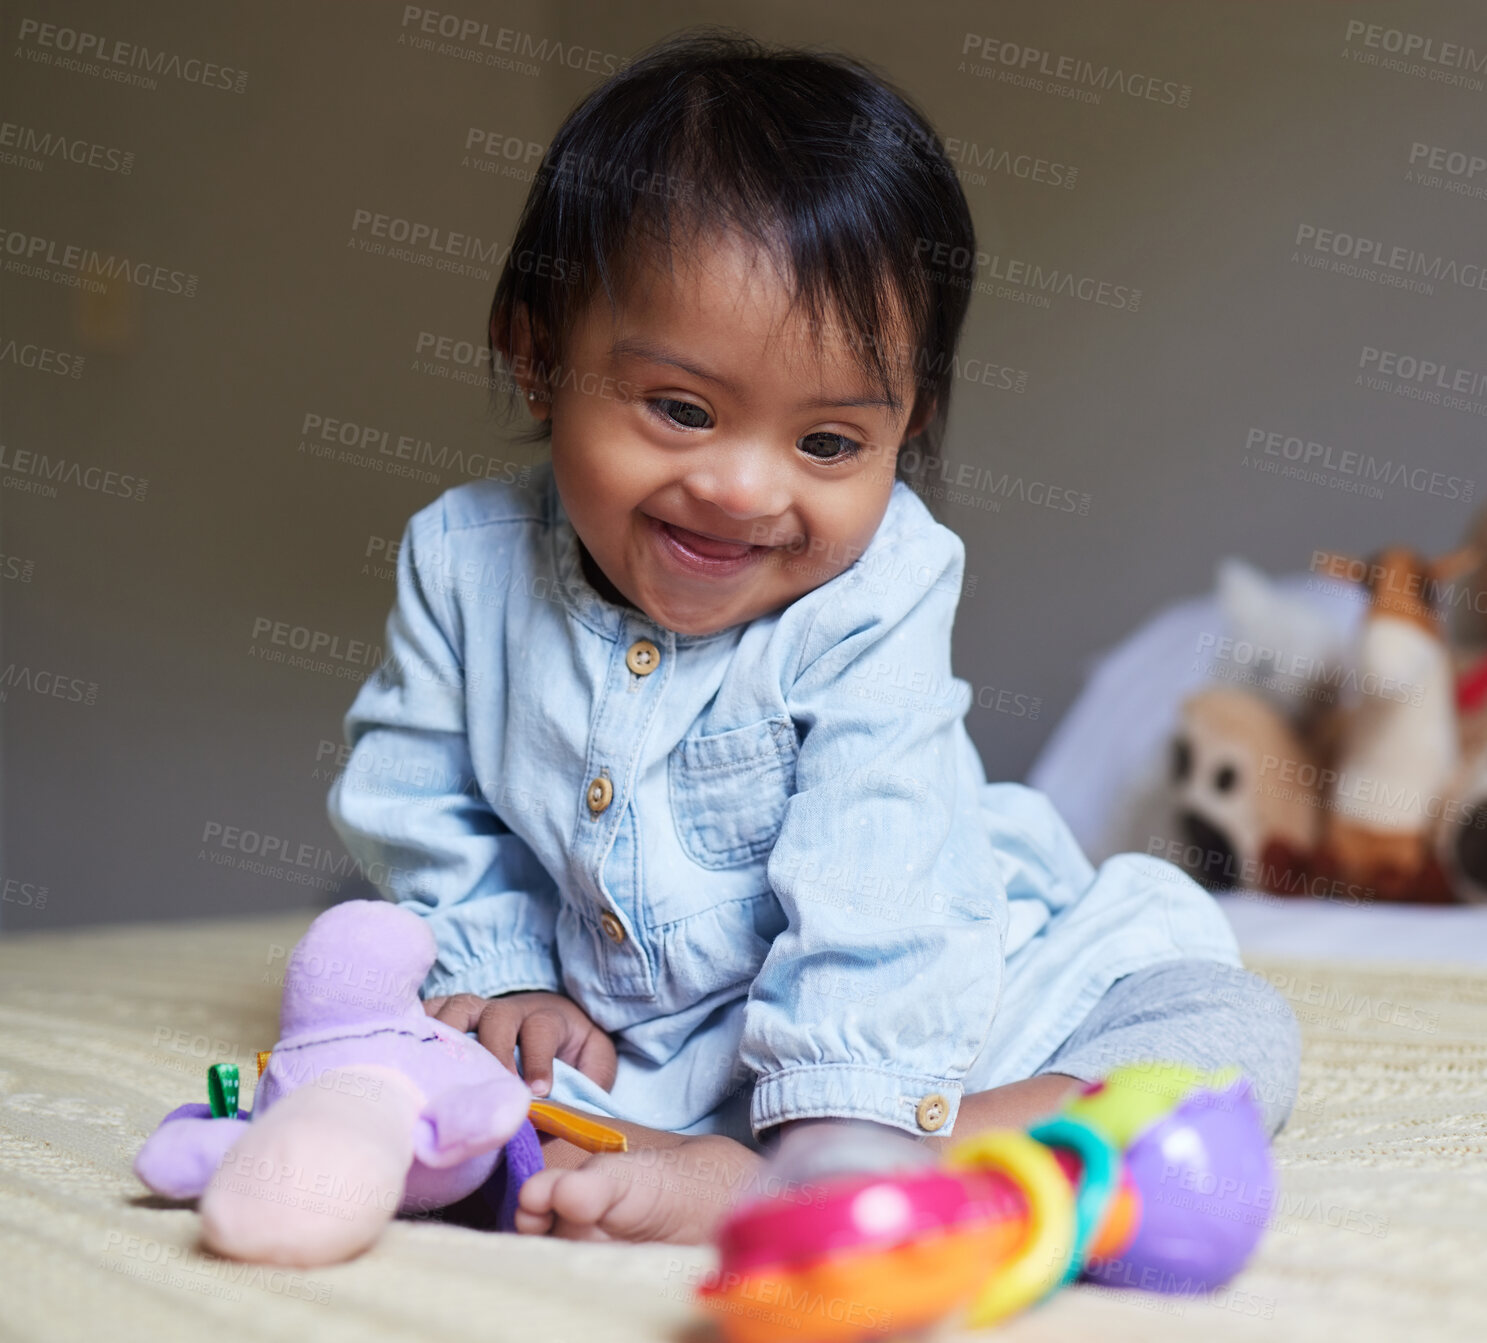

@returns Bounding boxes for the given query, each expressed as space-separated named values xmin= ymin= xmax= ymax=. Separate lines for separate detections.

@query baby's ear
xmin=500 ymin=301 xmax=548 ymax=400
xmin=903 ymin=394 xmax=937 ymax=443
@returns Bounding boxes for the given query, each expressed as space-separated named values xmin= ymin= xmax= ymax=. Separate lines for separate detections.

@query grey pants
xmin=1032 ymin=959 xmax=1301 ymax=1138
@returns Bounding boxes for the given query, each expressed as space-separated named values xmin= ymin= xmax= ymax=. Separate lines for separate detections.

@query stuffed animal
xmin=1313 ymin=547 xmax=1475 ymax=890
xmin=133 ymin=900 xmax=546 ymax=1266
xmin=1162 ymin=542 xmax=1487 ymax=903
xmin=1167 ymin=686 xmax=1324 ymax=893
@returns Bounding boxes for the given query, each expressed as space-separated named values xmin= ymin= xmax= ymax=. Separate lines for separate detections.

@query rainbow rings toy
xmin=698 ymin=1155 xmax=1035 ymax=1343
xmin=697 ymin=1062 xmax=1276 ymax=1343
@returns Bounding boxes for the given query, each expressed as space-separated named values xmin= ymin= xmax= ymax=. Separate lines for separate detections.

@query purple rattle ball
xmin=1083 ymin=1077 xmax=1274 ymax=1294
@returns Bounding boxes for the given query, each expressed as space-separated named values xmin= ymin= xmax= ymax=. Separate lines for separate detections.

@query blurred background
xmin=4 ymin=0 xmax=1486 ymax=928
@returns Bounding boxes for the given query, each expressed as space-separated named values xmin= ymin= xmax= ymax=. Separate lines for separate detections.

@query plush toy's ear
xmin=1431 ymin=544 xmax=1483 ymax=586
xmin=412 ymin=1077 xmax=532 ymax=1169
xmin=134 ymin=1106 xmax=253 ymax=1200
xmin=280 ymin=900 xmax=435 ymax=1035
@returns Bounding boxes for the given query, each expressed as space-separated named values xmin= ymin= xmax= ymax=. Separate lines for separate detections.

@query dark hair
xmin=485 ymin=25 xmax=978 ymax=492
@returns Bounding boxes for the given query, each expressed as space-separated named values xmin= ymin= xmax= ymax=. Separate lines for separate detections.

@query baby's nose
xmin=680 ymin=450 xmax=791 ymax=529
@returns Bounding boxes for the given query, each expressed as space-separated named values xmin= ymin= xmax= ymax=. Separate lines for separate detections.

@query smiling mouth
xmin=648 ymin=515 xmax=769 ymax=573
xmin=661 ymin=522 xmax=759 ymax=556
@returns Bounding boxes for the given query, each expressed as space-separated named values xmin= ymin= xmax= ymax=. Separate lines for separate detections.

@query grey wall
xmin=4 ymin=0 xmax=1485 ymax=929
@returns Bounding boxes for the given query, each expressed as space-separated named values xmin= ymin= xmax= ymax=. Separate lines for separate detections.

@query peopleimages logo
xmin=14 ymin=18 xmax=248 ymax=92
xmin=397 ymin=7 xmax=625 ymax=78
xmin=1241 ymin=426 xmax=1474 ymax=503
xmin=1359 ymin=346 xmax=1487 ymax=397
xmin=1356 ymin=344 xmax=1487 ymax=419
xmin=1403 ymin=140 xmax=1487 ymax=203
xmin=1344 ymin=18 xmax=1487 ymax=75
xmin=0 ymin=121 xmax=134 ymax=174
xmin=297 ymin=411 xmax=534 ymax=488
xmin=0 ymin=441 xmax=147 ymax=500
xmin=1293 ymin=222 xmax=1487 ymax=296
xmin=1407 ymin=141 xmax=1487 ymax=184
xmin=0 ymin=225 xmax=197 ymax=296
xmin=847 ymin=113 xmax=1078 ymax=190
xmin=914 ymin=239 xmax=1140 ymax=311
xmin=0 ymin=338 xmax=85 ymax=377
xmin=958 ymin=32 xmax=1191 ymax=107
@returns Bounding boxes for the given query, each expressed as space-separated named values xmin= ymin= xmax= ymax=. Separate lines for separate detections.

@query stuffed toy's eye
xmin=1214 ymin=764 xmax=1239 ymax=793
xmin=1171 ymin=737 xmax=1192 ymax=783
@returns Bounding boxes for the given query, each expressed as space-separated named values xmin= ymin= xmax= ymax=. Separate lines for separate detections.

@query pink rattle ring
xmin=715 ymin=1164 xmax=1025 ymax=1273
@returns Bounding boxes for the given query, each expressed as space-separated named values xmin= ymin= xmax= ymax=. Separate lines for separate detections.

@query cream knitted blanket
xmin=1 ymin=911 xmax=1483 ymax=1342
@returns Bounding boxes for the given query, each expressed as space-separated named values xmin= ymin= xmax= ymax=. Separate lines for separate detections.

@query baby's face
xmin=525 ymin=229 xmax=926 ymax=636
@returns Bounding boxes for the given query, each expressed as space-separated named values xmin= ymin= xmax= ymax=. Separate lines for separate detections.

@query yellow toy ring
xmin=945 ymin=1129 xmax=1078 ymax=1326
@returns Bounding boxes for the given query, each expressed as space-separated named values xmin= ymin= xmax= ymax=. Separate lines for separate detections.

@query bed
xmin=2 ymin=908 xmax=1484 ymax=1341
xmin=4 ymin=581 xmax=1486 ymax=1341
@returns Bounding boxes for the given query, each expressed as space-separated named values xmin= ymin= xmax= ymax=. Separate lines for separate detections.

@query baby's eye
xmin=799 ymin=432 xmax=863 ymax=463
xmin=648 ymin=397 xmax=712 ymax=430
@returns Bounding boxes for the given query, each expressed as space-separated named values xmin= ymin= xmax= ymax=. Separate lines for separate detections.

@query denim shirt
xmin=326 ymin=459 xmax=1240 ymax=1145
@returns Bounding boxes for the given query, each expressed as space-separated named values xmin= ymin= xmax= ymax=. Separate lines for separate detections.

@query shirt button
xmin=586 ymin=775 xmax=613 ymax=814
xmin=915 ymin=1093 xmax=950 ymax=1132
xmin=599 ymin=912 xmax=627 ymax=944
xmin=625 ymin=638 xmax=660 ymax=676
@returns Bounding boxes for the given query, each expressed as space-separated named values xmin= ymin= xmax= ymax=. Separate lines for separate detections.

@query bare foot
xmin=514 ymin=1134 xmax=763 ymax=1244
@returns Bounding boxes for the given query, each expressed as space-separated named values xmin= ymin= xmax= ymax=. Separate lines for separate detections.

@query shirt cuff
xmin=420 ymin=940 xmax=563 ymax=1000
xmin=750 ymin=1064 xmax=964 ymax=1140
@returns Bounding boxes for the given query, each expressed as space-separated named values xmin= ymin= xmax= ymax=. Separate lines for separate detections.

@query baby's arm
xmin=740 ymin=528 xmax=1009 ymax=1141
xmin=326 ymin=503 xmax=608 ymax=1087
xmin=770 ymin=1076 xmax=1085 ymax=1149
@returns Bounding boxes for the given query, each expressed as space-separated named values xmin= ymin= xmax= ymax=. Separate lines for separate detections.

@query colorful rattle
xmin=698 ymin=1062 xmax=1274 ymax=1342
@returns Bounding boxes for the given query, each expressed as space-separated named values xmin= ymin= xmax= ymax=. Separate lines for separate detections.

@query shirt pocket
xmin=668 ymin=714 xmax=799 ymax=869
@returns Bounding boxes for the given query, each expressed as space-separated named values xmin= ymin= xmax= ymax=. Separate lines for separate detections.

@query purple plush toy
xmin=133 ymin=900 xmax=544 ymax=1266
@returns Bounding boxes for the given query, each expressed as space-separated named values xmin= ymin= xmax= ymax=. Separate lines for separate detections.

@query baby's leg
xmin=930 ymin=959 xmax=1299 ymax=1153
xmin=1023 ymin=958 xmax=1301 ymax=1137
xmin=517 ymin=961 xmax=1298 ymax=1242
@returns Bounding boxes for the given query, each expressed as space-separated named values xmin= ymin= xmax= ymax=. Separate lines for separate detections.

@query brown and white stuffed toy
xmin=1167 ymin=688 xmax=1323 ymax=894
xmin=1308 ymin=546 xmax=1477 ymax=900
xmin=1165 ymin=544 xmax=1482 ymax=904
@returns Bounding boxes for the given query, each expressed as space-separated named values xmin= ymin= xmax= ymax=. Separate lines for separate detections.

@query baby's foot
xmin=514 ymin=1135 xmax=762 ymax=1244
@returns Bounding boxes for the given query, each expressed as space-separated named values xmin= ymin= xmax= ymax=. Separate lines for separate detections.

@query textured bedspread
xmin=1 ymin=909 xmax=1484 ymax=1342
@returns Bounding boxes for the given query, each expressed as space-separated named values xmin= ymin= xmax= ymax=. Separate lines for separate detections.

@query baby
xmin=327 ymin=28 xmax=1299 ymax=1245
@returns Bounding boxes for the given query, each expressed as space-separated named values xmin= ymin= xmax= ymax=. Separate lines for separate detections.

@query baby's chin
xmin=637 ymin=579 xmax=801 ymax=637
xmin=641 ymin=600 xmax=747 ymax=638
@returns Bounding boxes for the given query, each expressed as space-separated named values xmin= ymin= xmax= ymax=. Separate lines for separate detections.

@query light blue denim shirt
xmin=326 ymin=459 xmax=1240 ymax=1146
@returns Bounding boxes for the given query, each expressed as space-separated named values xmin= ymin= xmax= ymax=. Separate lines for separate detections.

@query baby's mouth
xmin=658 ymin=520 xmax=759 ymax=559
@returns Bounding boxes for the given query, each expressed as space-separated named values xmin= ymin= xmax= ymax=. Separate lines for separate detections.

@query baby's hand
xmin=422 ymin=991 xmax=618 ymax=1097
